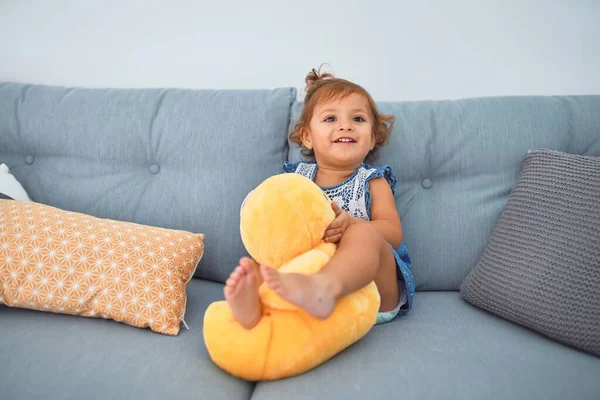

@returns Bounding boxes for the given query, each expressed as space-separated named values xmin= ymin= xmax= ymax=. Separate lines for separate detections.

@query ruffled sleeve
xmin=363 ymin=164 xmax=398 ymax=220
xmin=282 ymin=161 xmax=301 ymax=174
xmin=365 ymin=164 xmax=397 ymax=195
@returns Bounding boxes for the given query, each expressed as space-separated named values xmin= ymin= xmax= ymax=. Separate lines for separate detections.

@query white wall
xmin=0 ymin=0 xmax=598 ymax=101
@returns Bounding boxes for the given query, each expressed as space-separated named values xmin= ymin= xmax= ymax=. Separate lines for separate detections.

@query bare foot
xmin=224 ymin=257 xmax=262 ymax=329
xmin=260 ymin=265 xmax=341 ymax=319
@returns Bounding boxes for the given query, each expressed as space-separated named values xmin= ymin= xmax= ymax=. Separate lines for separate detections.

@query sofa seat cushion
xmin=0 ymin=278 xmax=253 ymax=400
xmin=252 ymin=292 xmax=600 ymax=400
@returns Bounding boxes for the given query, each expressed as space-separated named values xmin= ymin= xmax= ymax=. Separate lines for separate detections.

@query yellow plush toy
xmin=203 ymin=173 xmax=381 ymax=381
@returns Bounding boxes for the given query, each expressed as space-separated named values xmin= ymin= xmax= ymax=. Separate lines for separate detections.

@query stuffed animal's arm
xmin=258 ymin=242 xmax=336 ymax=310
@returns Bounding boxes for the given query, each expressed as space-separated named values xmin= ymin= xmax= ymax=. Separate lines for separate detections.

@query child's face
xmin=302 ymin=93 xmax=375 ymax=169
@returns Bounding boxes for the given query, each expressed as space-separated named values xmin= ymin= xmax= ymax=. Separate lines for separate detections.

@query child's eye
xmin=324 ymin=116 xmax=337 ymax=122
xmin=353 ymin=116 xmax=366 ymax=122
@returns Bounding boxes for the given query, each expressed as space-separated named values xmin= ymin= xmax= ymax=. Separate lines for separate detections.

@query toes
xmin=225 ymin=266 xmax=251 ymax=296
xmin=247 ymin=269 xmax=257 ymax=283
xmin=259 ymin=265 xmax=272 ymax=280
xmin=227 ymin=274 xmax=239 ymax=286
xmin=240 ymin=257 xmax=258 ymax=270
xmin=227 ymin=272 xmax=238 ymax=283
xmin=260 ymin=264 xmax=274 ymax=275
xmin=227 ymin=266 xmax=245 ymax=286
xmin=240 ymin=257 xmax=253 ymax=266
xmin=260 ymin=266 xmax=282 ymax=290
xmin=235 ymin=266 xmax=246 ymax=277
xmin=232 ymin=266 xmax=245 ymax=278
xmin=225 ymin=279 xmax=236 ymax=291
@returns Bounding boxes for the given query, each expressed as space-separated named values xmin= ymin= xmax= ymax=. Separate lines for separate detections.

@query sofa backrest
xmin=288 ymin=96 xmax=600 ymax=290
xmin=2 ymin=83 xmax=599 ymax=289
xmin=0 ymin=83 xmax=296 ymax=283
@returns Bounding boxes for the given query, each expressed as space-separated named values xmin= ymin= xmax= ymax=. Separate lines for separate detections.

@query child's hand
xmin=323 ymin=202 xmax=354 ymax=244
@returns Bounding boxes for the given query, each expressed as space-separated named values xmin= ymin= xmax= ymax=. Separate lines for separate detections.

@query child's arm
xmin=323 ymin=177 xmax=403 ymax=247
xmin=352 ymin=177 xmax=403 ymax=248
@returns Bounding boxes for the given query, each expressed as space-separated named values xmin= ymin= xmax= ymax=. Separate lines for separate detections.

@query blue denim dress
xmin=282 ymin=161 xmax=415 ymax=324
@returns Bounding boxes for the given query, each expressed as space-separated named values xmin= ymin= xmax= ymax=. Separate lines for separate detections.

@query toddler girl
xmin=225 ymin=67 xmax=415 ymax=329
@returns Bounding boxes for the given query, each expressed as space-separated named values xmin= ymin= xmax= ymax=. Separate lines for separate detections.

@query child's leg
xmin=261 ymin=223 xmax=400 ymax=319
xmin=224 ymin=257 xmax=263 ymax=329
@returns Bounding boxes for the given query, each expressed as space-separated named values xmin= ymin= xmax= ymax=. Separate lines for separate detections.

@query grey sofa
xmin=1 ymin=82 xmax=599 ymax=400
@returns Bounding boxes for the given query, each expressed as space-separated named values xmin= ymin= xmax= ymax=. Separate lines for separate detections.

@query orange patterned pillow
xmin=0 ymin=200 xmax=204 ymax=335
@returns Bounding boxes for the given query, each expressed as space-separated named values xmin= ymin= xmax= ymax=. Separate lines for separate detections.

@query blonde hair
xmin=290 ymin=66 xmax=394 ymax=163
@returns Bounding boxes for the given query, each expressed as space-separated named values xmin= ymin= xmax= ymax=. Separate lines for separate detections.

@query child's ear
xmin=300 ymin=127 xmax=312 ymax=150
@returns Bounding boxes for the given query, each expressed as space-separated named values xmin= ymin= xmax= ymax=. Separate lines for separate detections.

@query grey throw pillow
xmin=460 ymin=149 xmax=600 ymax=356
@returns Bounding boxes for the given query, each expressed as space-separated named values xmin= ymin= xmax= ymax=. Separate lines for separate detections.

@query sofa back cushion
xmin=288 ymin=96 xmax=600 ymax=290
xmin=0 ymin=83 xmax=295 ymax=282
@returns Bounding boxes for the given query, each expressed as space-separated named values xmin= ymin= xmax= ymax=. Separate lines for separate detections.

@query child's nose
xmin=338 ymin=121 xmax=353 ymax=131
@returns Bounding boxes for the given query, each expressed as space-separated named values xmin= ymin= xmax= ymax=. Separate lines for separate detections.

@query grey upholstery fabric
xmin=0 ymin=82 xmax=296 ymax=283
xmin=461 ymin=149 xmax=600 ymax=356
xmin=2 ymin=84 xmax=600 ymax=399
xmin=0 ymin=279 xmax=253 ymax=400
xmin=288 ymin=96 xmax=600 ymax=290
xmin=252 ymin=292 xmax=600 ymax=400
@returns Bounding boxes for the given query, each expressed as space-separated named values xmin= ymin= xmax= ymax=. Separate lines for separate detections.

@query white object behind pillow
xmin=0 ymin=163 xmax=31 ymax=200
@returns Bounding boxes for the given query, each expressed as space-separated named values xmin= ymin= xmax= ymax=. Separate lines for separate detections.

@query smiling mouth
xmin=334 ymin=138 xmax=356 ymax=143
